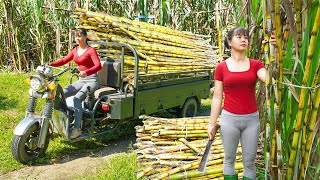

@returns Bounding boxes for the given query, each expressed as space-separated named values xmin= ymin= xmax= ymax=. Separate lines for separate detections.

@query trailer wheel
xmin=179 ymin=98 xmax=198 ymax=117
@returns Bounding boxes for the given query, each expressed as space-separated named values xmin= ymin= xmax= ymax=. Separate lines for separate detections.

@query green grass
xmin=87 ymin=152 xmax=140 ymax=180
xmin=0 ymin=73 xmax=31 ymax=172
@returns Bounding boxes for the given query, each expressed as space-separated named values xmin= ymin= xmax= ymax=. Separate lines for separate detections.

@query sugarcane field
xmin=0 ymin=0 xmax=319 ymax=180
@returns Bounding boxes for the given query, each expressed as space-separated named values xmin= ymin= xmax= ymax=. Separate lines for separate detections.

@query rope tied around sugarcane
xmin=178 ymin=124 xmax=188 ymax=152
xmin=272 ymin=80 xmax=320 ymax=90
xmin=184 ymin=123 xmax=188 ymax=139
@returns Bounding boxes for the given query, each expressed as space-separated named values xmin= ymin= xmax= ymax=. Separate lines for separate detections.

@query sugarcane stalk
xmin=268 ymin=0 xmax=279 ymax=178
xmin=164 ymin=126 xmax=208 ymax=130
xmin=111 ymin=22 xmax=207 ymax=49
xmin=300 ymin=95 xmax=311 ymax=165
xmin=274 ymin=0 xmax=284 ymax=106
xmin=263 ymin=0 xmax=272 ymax=178
xmin=299 ymin=65 xmax=320 ymax=179
xmin=276 ymin=131 xmax=282 ymax=179
xmin=135 ymin=115 xmax=251 ymax=179
xmin=158 ymin=155 xmax=202 ymax=160
xmin=119 ymin=27 xmax=142 ymax=41
xmin=191 ymin=173 xmax=224 ymax=179
xmin=145 ymin=166 xmax=171 ymax=177
xmin=153 ymin=159 xmax=203 ymax=180
xmin=287 ymin=4 xmax=320 ymax=178
xmin=159 ymin=130 xmax=208 ymax=135
xmin=156 ymin=133 xmax=209 ymax=139
xmin=178 ymin=138 xmax=202 ymax=155
xmin=154 ymin=141 xmax=220 ymax=152
xmin=190 ymin=156 xmax=243 ymax=171
xmin=215 ymin=2 xmax=223 ymax=62
xmin=294 ymin=0 xmax=302 ymax=55
xmin=137 ymin=136 xmax=152 ymax=141
xmin=75 ymin=12 xmax=215 ymax=49
xmin=169 ymin=162 xmax=244 ymax=180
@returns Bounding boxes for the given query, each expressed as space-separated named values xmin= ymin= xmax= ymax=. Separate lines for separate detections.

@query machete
xmin=198 ymin=124 xmax=220 ymax=173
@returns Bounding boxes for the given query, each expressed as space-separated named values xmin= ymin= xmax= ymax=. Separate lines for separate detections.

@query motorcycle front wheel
xmin=11 ymin=124 xmax=50 ymax=164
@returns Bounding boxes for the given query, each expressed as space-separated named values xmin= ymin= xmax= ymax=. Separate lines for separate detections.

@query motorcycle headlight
xmin=30 ymin=77 xmax=43 ymax=91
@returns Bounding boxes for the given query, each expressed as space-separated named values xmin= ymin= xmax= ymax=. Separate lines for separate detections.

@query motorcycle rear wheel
xmin=11 ymin=124 xmax=50 ymax=164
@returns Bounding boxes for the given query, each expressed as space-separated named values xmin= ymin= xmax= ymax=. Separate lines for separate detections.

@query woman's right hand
xmin=79 ymin=71 xmax=87 ymax=78
xmin=208 ymin=123 xmax=220 ymax=140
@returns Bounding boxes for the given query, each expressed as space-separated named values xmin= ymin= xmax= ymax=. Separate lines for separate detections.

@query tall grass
xmin=0 ymin=0 xmax=240 ymax=72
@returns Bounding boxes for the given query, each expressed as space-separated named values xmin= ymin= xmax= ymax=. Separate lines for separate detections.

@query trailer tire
xmin=179 ymin=98 xmax=198 ymax=117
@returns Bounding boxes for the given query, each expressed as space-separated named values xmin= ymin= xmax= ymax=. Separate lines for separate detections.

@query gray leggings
xmin=220 ymin=110 xmax=260 ymax=179
xmin=64 ymin=74 xmax=99 ymax=129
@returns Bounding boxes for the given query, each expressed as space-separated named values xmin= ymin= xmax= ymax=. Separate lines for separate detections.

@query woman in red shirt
xmin=50 ymin=28 xmax=102 ymax=139
xmin=208 ymin=27 xmax=269 ymax=180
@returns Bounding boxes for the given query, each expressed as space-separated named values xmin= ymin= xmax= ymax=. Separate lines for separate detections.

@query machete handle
xmin=209 ymin=123 xmax=220 ymax=141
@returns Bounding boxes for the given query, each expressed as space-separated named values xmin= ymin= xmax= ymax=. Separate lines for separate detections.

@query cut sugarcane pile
xmin=72 ymin=8 xmax=220 ymax=75
xmin=134 ymin=116 xmax=263 ymax=179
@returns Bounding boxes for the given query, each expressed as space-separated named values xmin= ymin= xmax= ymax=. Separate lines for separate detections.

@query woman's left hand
xmin=262 ymin=33 xmax=277 ymax=46
xmin=79 ymin=71 xmax=87 ymax=78
xmin=269 ymin=34 xmax=276 ymax=45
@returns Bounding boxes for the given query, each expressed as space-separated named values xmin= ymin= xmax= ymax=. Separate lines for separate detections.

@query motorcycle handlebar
xmin=52 ymin=66 xmax=71 ymax=77
xmin=70 ymin=68 xmax=79 ymax=74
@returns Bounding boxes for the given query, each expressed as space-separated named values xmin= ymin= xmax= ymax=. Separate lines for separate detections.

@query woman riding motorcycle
xmin=50 ymin=28 xmax=102 ymax=138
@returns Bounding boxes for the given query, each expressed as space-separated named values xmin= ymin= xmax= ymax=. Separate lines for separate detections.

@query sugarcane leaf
xmin=115 ymin=0 xmax=131 ymax=18
xmin=282 ymin=89 xmax=292 ymax=160
xmin=160 ymin=0 xmax=169 ymax=26
xmin=284 ymin=89 xmax=291 ymax=131
xmin=283 ymin=35 xmax=293 ymax=69
xmin=256 ymin=6 xmax=263 ymax=25
xmin=283 ymin=76 xmax=300 ymax=102
xmin=184 ymin=0 xmax=193 ymax=10
xmin=292 ymin=56 xmax=305 ymax=77
xmin=252 ymin=0 xmax=258 ymax=16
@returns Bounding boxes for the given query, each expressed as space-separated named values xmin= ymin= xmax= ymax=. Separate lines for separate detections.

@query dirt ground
xmin=1 ymin=136 xmax=136 ymax=180
xmin=1 ymin=109 xmax=210 ymax=180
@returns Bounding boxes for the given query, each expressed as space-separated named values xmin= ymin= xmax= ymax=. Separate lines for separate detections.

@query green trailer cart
xmin=93 ymin=41 xmax=213 ymax=120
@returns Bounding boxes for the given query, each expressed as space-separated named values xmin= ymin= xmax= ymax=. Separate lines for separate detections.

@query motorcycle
xmin=11 ymin=62 xmax=127 ymax=164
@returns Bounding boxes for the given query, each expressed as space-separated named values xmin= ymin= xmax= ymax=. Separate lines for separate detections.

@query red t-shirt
xmin=214 ymin=59 xmax=265 ymax=114
xmin=50 ymin=46 xmax=102 ymax=76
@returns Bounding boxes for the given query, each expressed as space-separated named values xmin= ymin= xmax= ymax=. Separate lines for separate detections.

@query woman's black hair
xmin=224 ymin=27 xmax=249 ymax=49
xmin=75 ymin=28 xmax=88 ymax=44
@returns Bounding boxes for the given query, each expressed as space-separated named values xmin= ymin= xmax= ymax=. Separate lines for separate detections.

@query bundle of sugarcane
xmin=71 ymin=8 xmax=220 ymax=75
xmin=134 ymin=115 xmax=264 ymax=179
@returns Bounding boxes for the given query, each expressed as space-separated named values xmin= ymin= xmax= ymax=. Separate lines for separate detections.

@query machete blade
xmin=198 ymin=139 xmax=213 ymax=173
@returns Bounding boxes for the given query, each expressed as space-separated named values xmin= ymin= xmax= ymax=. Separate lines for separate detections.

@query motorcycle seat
xmin=94 ymin=87 xmax=117 ymax=98
xmin=94 ymin=61 xmax=122 ymax=98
